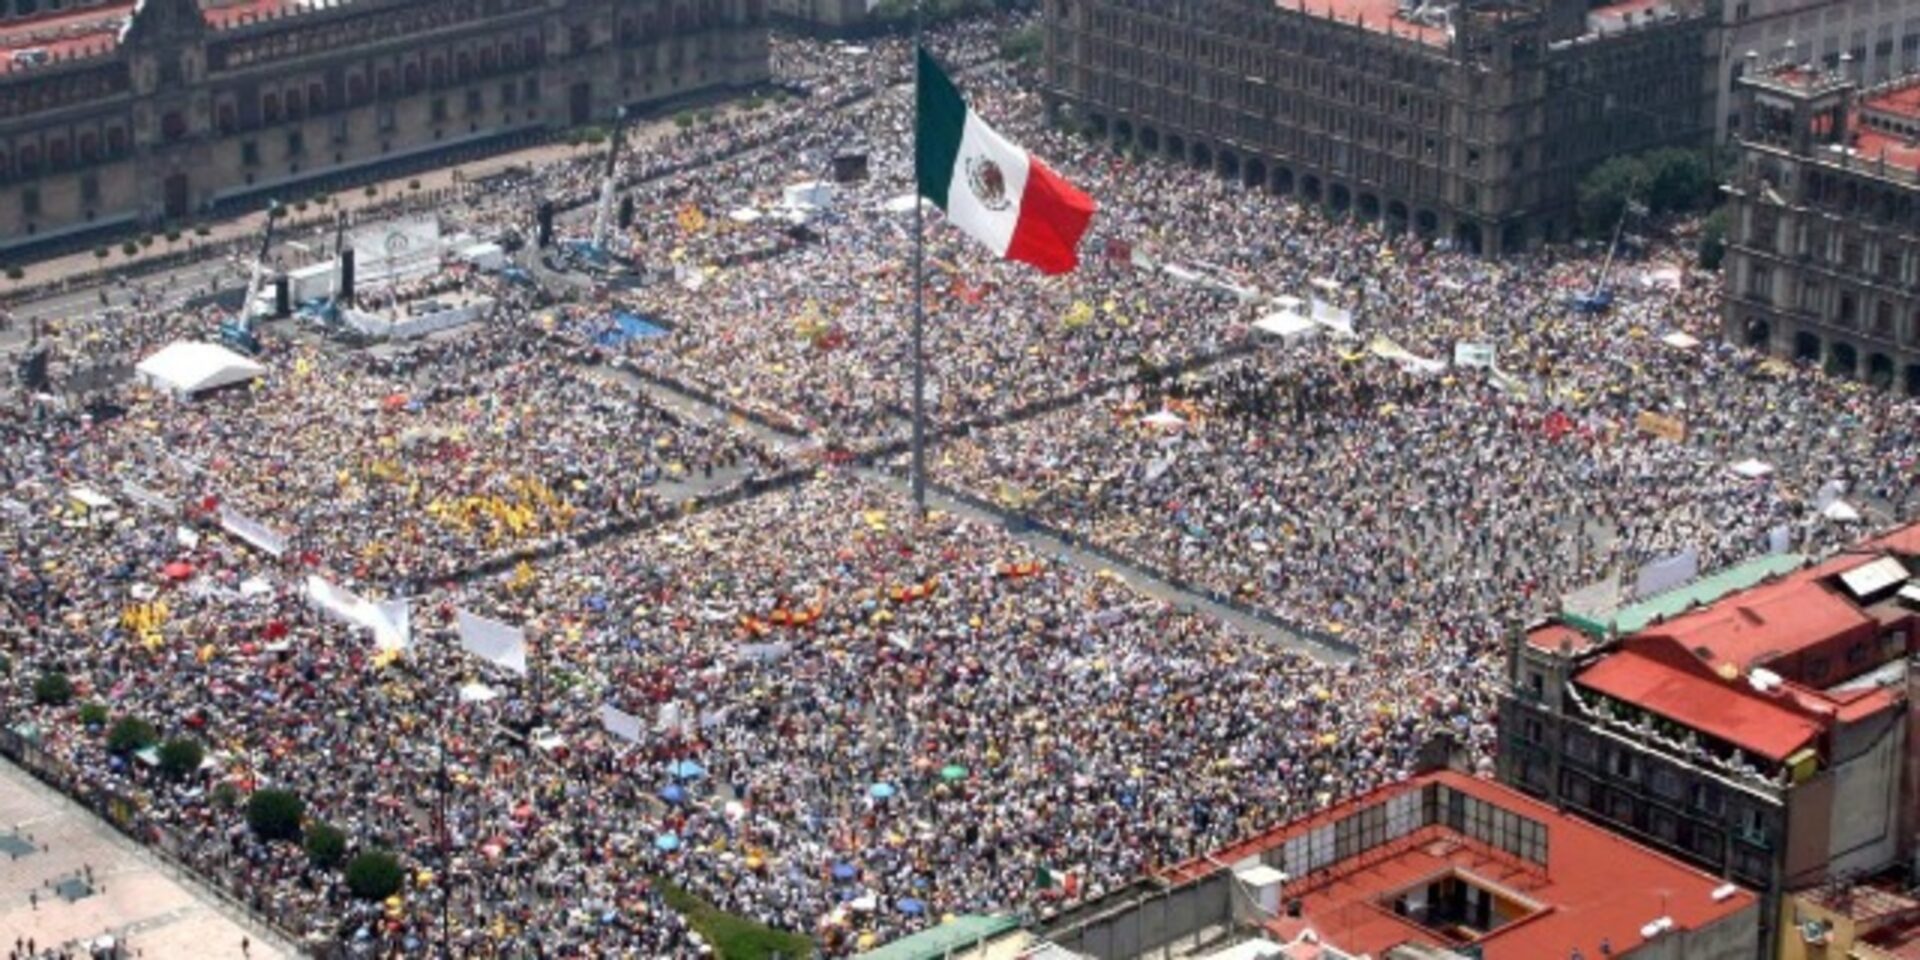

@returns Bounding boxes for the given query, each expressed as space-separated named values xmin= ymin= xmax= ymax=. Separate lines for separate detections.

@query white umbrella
xmin=1140 ymin=410 xmax=1186 ymax=429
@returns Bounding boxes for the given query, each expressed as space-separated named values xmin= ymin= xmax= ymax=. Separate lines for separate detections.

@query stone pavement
xmin=0 ymin=759 xmax=297 ymax=960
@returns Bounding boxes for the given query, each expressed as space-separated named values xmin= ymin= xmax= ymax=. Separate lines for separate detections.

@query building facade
xmin=0 ymin=0 xmax=770 ymax=255
xmin=1716 ymin=0 xmax=1920 ymax=142
xmin=1498 ymin=527 xmax=1920 ymax=957
xmin=767 ymin=0 xmax=872 ymax=33
xmin=1721 ymin=63 xmax=1920 ymax=393
xmin=1041 ymin=0 xmax=1717 ymax=253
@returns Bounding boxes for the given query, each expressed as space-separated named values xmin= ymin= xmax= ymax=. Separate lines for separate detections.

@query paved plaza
xmin=0 ymin=760 xmax=295 ymax=960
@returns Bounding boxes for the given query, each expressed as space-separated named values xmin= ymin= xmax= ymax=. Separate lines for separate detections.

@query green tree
xmin=120 ymin=241 xmax=139 ymax=257
xmin=674 ymin=111 xmax=695 ymax=130
xmin=1576 ymin=155 xmax=1649 ymax=237
xmin=106 ymin=716 xmax=158 ymax=755
xmin=304 ymin=822 xmax=348 ymax=868
xmin=157 ymin=737 xmax=205 ymax=780
xmin=246 ymin=788 xmax=305 ymax=843
xmin=1697 ymin=206 xmax=1730 ymax=271
xmin=33 ymin=671 xmax=73 ymax=706
xmin=1644 ymin=147 xmax=1713 ymax=215
xmin=1000 ymin=23 xmax=1044 ymax=67
xmin=77 ymin=702 xmax=110 ymax=727
xmin=212 ymin=782 xmax=240 ymax=810
xmin=345 ymin=850 xmax=405 ymax=900
xmin=92 ymin=247 xmax=109 ymax=262
xmin=4 ymin=266 xmax=22 ymax=281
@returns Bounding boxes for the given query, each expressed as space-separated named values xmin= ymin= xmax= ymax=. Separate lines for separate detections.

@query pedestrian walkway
xmin=0 ymin=759 xmax=298 ymax=960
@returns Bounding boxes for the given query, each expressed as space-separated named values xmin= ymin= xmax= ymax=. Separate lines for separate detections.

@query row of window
xmin=1561 ymin=768 xmax=1774 ymax=884
xmin=0 ymin=126 xmax=129 ymax=182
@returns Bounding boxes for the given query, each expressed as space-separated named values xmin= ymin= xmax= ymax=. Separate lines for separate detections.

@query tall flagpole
xmin=910 ymin=0 xmax=928 ymax=515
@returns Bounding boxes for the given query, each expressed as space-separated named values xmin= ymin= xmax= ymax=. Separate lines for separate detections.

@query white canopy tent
xmin=136 ymin=342 xmax=266 ymax=397
xmin=1253 ymin=310 xmax=1318 ymax=342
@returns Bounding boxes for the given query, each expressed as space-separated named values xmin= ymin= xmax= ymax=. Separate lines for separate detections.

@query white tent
xmin=1822 ymin=499 xmax=1862 ymax=523
xmin=1253 ymin=310 xmax=1318 ymax=342
xmin=1729 ymin=458 xmax=1774 ymax=480
xmin=1140 ymin=410 xmax=1186 ymax=429
xmin=136 ymin=342 xmax=266 ymax=397
xmin=1661 ymin=331 xmax=1701 ymax=350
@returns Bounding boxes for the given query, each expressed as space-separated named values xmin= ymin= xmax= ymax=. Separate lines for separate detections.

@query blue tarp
xmin=593 ymin=311 xmax=668 ymax=347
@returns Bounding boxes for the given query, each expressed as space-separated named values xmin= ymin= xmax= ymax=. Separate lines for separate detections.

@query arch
xmin=1328 ymin=183 xmax=1352 ymax=213
xmin=428 ymin=57 xmax=447 ymax=87
xmin=403 ymin=62 xmax=422 ymax=94
xmin=284 ymin=88 xmax=303 ymax=119
xmin=1165 ymin=133 xmax=1185 ymax=161
xmin=1138 ymin=126 xmax=1159 ymax=153
xmin=1300 ymin=175 xmax=1322 ymax=204
xmin=1454 ymin=221 xmax=1483 ymax=254
xmin=45 ymin=137 xmax=66 ymax=167
xmin=1500 ymin=222 xmax=1525 ymax=254
xmin=1385 ymin=200 xmax=1410 ymax=233
xmin=1744 ymin=318 xmax=1770 ymax=350
xmin=1907 ymin=364 xmax=1920 ymax=398
xmin=16 ymin=143 xmax=36 ymax=175
xmin=1271 ymin=166 xmax=1294 ymax=195
xmin=261 ymin=91 xmax=281 ymax=123
xmin=1794 ymin=331 xmax=1822 ymax=362
xmin=1827 ymin=340 xmax=1858 ymax=378
xmin=1868 ymin=352 xmax=1894 ymax=389
xmin=1113 ymin=119 xmax=1133 ymax=145
xmin=455 ymin=51 xmax=473 ymax=82
xmin=1244 ymin=157 xmax=1267 ymax=190
xmin=1086 ymin=112 xmax=1108 ymax=139
xmin=1217 ymin=148 xmax=1238 ymax=181
xmin=307 ymin=82 xmax=325 ymax=112
xmin=1356 ymin=192 xmax=1380 ymax=221
xmin=1414 ymin=209 xmax=1439 ymax=237
xmin=1190 ymin=141 xmax=1211 ymax=171
xmin=479 ymin=47 xmax=498 ymax=73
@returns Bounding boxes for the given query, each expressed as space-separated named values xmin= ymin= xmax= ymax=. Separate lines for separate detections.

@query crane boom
xmin=240 ymin=199 xmax=282 ymax=327
xmin=591 ymin=107 xmax=630 ymax=252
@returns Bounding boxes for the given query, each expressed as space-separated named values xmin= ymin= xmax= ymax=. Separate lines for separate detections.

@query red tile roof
xmin=0 ymin=0 xmax=294 ymax=74
xmin=1162 ymin=771 xmax=1755 ymax=960
xmin=1633 ymin=555 xmax=1876 ymax=675
xmin=1574 ymin=643 xmax=1821 ymax=761
xmin=1523 ymin=622 xmax=1595 ymax=656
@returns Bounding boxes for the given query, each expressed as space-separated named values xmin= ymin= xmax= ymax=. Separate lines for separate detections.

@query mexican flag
xmin=1033 ymin=865 xmax=1080 ymax=898
xmin=916 ymin=47 xmax=1096 ymax=275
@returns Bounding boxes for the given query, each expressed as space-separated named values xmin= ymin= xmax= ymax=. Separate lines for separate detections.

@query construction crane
xmin=219 ymin=198 xmax=280 ymax=354
xmin=590 ymin=106 xmax=630 ymax=255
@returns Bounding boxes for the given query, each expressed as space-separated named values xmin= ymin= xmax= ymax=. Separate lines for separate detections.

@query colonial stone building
xmin=1042 ymin=0 xmax=1718 ymax=252
xmin=768 ymin=0 xmax=873 ymax=34
xmin=1723 ymin=62 xmax=1920 ymax=392
xmin=0 ymin=0 xmax=769 ymax=255
xmin=1714 ymin=0 xmax=1920 ymax=143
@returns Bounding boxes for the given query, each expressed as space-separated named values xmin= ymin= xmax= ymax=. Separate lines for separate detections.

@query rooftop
xmin=1557 ymin=551 xmax=1808 ymax=640
xmin=0 ymin=0 xmax=296 ymax=75
xmin=1162 ymin=771 xmax=1756 ymax=960
xmin=1574 ymin=638 xmax=1821 ymax=761
xmin=1284 ymin=0 xmax=1449 ymax=48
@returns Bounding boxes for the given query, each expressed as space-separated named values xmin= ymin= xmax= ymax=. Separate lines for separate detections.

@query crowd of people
xmin=3 ymin=12 xmax=1918 ymax=960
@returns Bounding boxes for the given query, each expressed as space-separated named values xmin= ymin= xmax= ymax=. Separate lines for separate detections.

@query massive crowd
xmin=2 ymin=12 xmax=1917 ymax=960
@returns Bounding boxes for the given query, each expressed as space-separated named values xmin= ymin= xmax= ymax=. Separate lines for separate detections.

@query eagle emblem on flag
xmin=965 ymin=155 xmax=1010 ymax=211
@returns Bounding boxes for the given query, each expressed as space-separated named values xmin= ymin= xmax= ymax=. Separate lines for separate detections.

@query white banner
xmin=1453 ymin=342 xmax=1496 ymax=369
xmin=218 ymin=505 xmax=288 ymax=558
xmin=120 ymin=480 xmax=179 ymax=515
xmin=304 ymin=576 xmax=411 ymax=651
xmin=455 ymin=608 xmax=528 ymax=676
xmin=600 ymin=703 xmax=645 ymax=743
xmin=1767 ymin=525 xmax=1793 ymax=555
xmin=1310 ymin=297 xmax=1355 ymax=338
xmin=1634 ymin=547 xmax=1700 ymax=599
